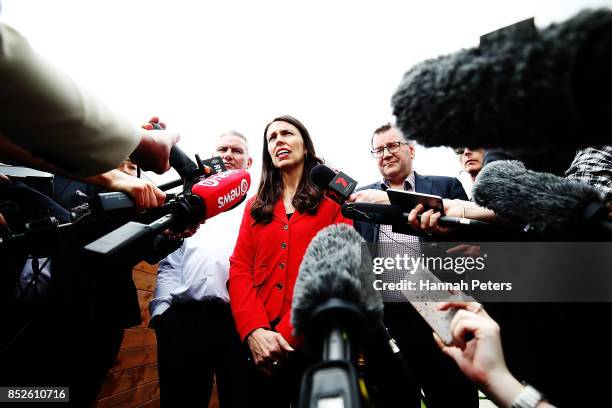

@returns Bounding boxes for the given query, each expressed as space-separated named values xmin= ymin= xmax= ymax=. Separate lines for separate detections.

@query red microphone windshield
xmin=192 ymin=169 xmax=251 ymax=220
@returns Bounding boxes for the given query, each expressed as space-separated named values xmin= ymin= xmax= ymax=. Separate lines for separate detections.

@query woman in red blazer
xmin=229 ymin=115 xmax=350 ymax=406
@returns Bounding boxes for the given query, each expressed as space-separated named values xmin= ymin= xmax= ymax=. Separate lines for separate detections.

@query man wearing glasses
xmin=351 ymin=123 xmax=468 ymax=239
xmin=351 ymin=123 xmax=475 ymax=408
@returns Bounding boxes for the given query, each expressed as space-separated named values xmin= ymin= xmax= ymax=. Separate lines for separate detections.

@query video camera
xmin=1 ymin=144 xmax=250 ymax=269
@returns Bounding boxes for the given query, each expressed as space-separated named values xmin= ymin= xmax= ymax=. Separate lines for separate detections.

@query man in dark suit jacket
xmin=351 ymin=123 xmax=477 ymax=408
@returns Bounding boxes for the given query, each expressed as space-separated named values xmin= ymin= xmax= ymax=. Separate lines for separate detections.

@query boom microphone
xmin=472 ymin=160 xmax=610 ymax=237
xmin=391 ymin=9 xmax=612 ymax=171
xmin=292 ymin=224 xmax=383 ymax=408
xmin=292 ymin=223 xmax=382 ymax=337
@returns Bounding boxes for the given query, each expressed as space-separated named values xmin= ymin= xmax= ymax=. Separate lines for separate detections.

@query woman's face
xmin=266 ymin=120 xmax=307 ymax=172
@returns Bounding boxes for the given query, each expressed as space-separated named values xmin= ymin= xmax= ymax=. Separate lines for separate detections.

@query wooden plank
xmin=121 ymin=328 xmax=157 ymax=349
xmin=137 ymin=290 xmax=154 ymax=304
xmin=133 ymin=269 xmax=157 ymax=292
xmin=110 ymin=346 xmax=157 ymax=373
xmin=97 ymin=363 xmax=158 ymax=399
xmin=134 ymin=397 xmax=160 ymax=408
xmin=133 ymin=261 xmax=158 ymax=275
xmin=210 ymin=376 xmax=219 ymax=408
xmin=136 ymin=290 xmax=154 ymax=328
xmin=96 ymin=380 xmax=159 ymax=408
xmin=138 ymin=308 xmax=152 ymax=328
xmin=138 ymin=311 xmax=152 ymax=328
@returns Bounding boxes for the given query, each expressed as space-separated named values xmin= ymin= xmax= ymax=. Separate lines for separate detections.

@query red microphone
xmin=84 ymin=169 xmax=251 ymax=262
xmin=192 ymin=169 xmax=251 ymax=220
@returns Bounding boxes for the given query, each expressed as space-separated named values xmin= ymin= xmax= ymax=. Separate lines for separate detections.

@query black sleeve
xmin=449 ymin=178 xmax=469 ymax=201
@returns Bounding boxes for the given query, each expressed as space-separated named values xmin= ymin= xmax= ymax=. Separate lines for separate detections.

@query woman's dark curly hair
xmin=251 ymin=115 xmax=324 ymax=225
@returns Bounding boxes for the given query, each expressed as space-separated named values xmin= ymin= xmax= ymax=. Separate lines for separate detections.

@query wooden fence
xmin=94 ymin=261 xmax=220 ymax=408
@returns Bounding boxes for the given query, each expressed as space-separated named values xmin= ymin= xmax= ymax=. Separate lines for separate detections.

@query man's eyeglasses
xmin=370 ymin=142 xmax=407 ymax=158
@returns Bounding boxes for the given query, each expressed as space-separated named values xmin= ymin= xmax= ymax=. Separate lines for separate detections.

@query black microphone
xmin=391 ymin=9 xmax=612 ymax=172
xmin=292 ymin=224 xmax=383 ymax=408
xmin=312 ymin=163 xmax=491 ymax=230
xmin=149 ymin=121 xmax=207 ymax=183
xmin=84 ymin=169 xmax=251 ymax=261
xmin=341 ymin=202 xmax=490 ymax=229
xmin=311 ymin=164 xmax=358 ymax=205
xmin=472 ymin=160 xmax=611 ymax=237
xmin=82 ymin=145 xmax=212 ymax=218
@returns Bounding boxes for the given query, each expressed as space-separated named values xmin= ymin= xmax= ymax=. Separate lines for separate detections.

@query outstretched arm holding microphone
xmin=406 ymin=200 xmax=498 ymax=235
xmin=347 ymin=189 xmax=498 ymax=236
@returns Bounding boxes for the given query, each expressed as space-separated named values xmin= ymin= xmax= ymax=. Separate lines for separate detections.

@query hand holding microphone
xmin=91 ymin=168 xmax=166 ymax=210
xmin=312 ymin=164 xmax=490 ymax=233
xmin=408 ymin=203 xmax=450 ymax=235
xmin=131 ymin=116 xmax=180 ymax=174
xmin=406 ymin=201 xmax=496 ymax=235
xmin=85 ymin=116 xmax=172 ymax=209
xmin=84 ymin=142 xmax=251 ymax=263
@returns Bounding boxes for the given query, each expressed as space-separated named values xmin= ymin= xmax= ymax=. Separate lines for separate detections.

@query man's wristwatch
xmin=511 ymin=384 xmax=545 ymax=408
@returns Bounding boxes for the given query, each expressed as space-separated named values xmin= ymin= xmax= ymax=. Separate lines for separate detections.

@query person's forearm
xmin=0 ymin=23 xmax=139 ymax=177
xmin=444 ymin=199 xmax=497 ymax=222
xmin=83 ymin=170 xmax=121 ymax=191
xmin=0 ymin=134 xmax=66 ymax=176
xmin=484 ymin=371 xmax=556 ymax=408
xmin=463 ymin=201 xmax=497 ymax=222
xmin=483 ymin=370 xmax=524 ymax=408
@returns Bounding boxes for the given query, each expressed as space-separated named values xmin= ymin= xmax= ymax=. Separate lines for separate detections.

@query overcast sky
xmin=2 ymin=0 xmax=610 ymax=190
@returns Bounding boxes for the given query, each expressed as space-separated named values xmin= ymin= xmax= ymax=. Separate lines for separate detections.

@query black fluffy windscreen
xmin=472 ymin=160 xmax=604 ymax=235
xmin=291 ymin=223 xmax=383 ymax=336
xmin=392 ymin=9 xmax=612 ymax=153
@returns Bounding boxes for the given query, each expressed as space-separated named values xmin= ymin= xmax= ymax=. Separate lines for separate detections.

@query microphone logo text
xmin=217 ymin=178 xmax=249 ymax=208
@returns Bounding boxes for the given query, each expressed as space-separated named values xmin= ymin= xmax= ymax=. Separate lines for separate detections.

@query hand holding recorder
xmin=435 ymin=302 xmax=555 ymax=408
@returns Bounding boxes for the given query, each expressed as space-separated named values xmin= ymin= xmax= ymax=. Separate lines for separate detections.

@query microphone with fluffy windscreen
xmin=292 ymin=223 xmax=382 ymax=342
xmin=472 ymin=160 xmax=611 ymax=238
xmin=292 ymin=223 xmax=382 ymax=408
xmin=391 ymin=9 xmax=612 ymax=173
